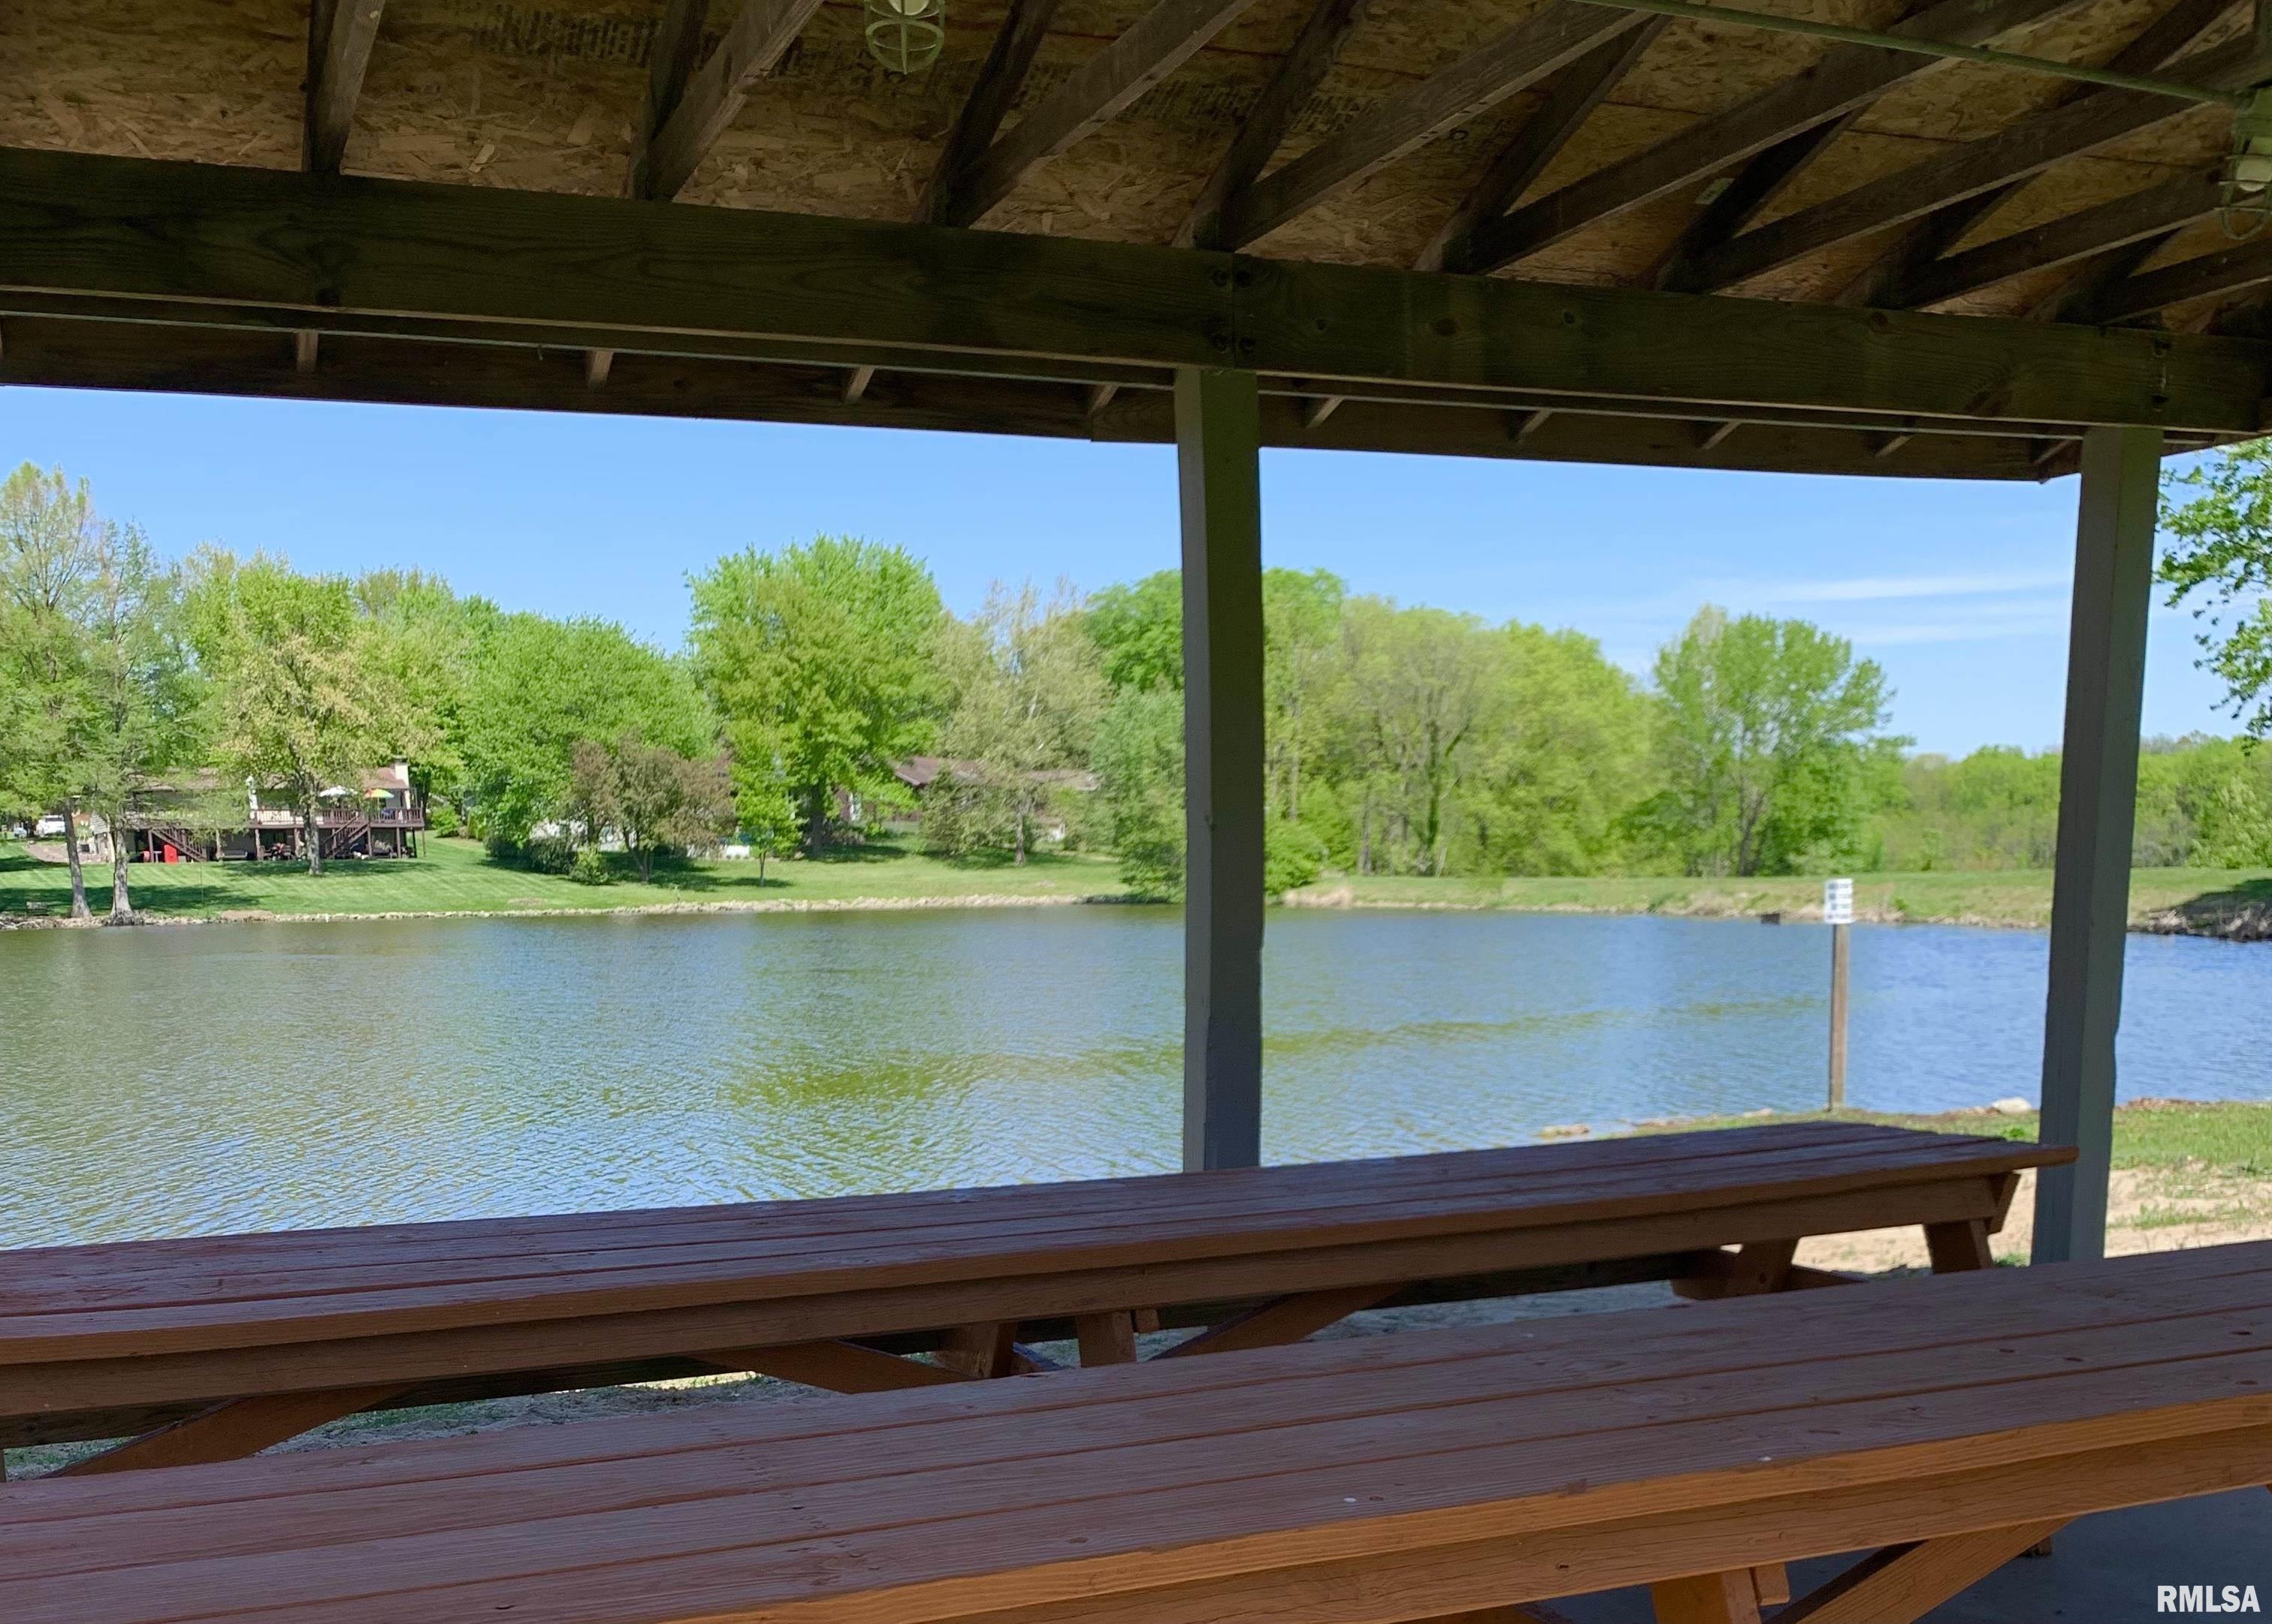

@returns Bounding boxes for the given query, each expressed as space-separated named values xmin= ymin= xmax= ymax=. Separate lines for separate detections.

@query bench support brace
xmin=53 ymin=1382 xmax=406 ymax=1475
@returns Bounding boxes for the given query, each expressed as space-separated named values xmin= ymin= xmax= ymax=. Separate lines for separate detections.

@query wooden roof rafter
xmin=639 ymin=0 xmax=829 ymax=203
xmin=304 ymin=0 xmax=387 ymax=177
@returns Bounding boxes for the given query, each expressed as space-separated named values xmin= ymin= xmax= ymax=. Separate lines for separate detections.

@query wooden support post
xmin=1827 ymin=919 xmax=1849 ymax=1109
xmin=2033 ymin=424 xmax=2161 ymax=1266
xmin=1925 ymin=1216 xmax=1996 ymax=1272
xmin=1177 ymin=367 xmax=1267 ymax=1173
xmin=1650 ymin=1568 xmax=1762 ymax=1623
xmin=1074 ymin=1311 xmax=1140 ymax=1366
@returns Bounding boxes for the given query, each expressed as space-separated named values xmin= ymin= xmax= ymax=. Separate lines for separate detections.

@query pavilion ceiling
xmin=2 ymin=0 xmax=2270 ymax=475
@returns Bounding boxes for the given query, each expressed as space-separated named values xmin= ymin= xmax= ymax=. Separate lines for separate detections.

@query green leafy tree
xmin=1337 ymin=598 xmax=1503 ymax=876
xmin=458 ymin=613 xmax=713 ymax=847
xmin=80 ymin=526 xmax=202 ymax=921
xmin=183 ymin=552 xmax=432 ymax=876
xmin=1635 ymin=606 xmax=1895 ymax=876
xmin=355 ymin=569 xmax=493 ymax=826
xmin=0 ymin=466 xmax=107 ymax=916
xmin=1263 ymin=567 xmax=1344 ymax=826
xmin=1464 ymin=624 xmax=1651 ymax=876
xmin=1093 ymin=686 xmax=1185 ymax=898
xmin=730 ymin=726 xmax=803 ymax=883
xmin=569 ymin=733 xmax=733 ymax=882
xmin=2161 ymin=442 xmax=2272 ymax=737
xmin=689 ymin=536 xmax=945 ymax=852
xmin=1083 ymin=569 xmax=1184 ymax=694
xmin=927 ymin=580 xmax=1106 ymax=864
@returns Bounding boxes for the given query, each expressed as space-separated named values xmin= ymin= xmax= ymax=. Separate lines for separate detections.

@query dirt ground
xmin=13 ymin=1162 xmax=2264 ymax=1479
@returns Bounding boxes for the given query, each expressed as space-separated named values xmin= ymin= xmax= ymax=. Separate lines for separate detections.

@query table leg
xmin=55 ymin=1383 xmax=406 ymax=1475
xmin=1924 ymin=1218 xmax=1996 ymax=1272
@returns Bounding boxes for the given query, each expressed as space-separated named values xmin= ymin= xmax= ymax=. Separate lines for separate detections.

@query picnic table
xmin=0 ymin=1120 xmax=2068 ymax=1475
xmin=8 ymin=1239 xmax=2267 ymax=1624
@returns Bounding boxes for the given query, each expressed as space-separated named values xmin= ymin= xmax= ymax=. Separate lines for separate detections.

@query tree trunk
xmin=1014 ymin=802 xmax=1028 ymax=866
xmin=304 ymin=794 xmax=325 ymax=875
xmin=60 ymin=798 xmax=91 ymax=919
xmin=104 ymin=804 xmax=134 ymax=924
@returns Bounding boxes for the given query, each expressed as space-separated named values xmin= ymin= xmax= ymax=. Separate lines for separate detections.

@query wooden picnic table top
xmin=0 ymin=1122 xmax=2062 ymax=1372
xmin=8 ymin=1238 xmax=2266 ymax=1624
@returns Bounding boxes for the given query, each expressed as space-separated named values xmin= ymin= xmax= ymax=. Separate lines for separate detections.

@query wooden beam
xmin=2085 ymin=234 xmax=2272 ymax=323
xmin=1158 ymin=1284 xmax=1394 ymax=1355
xmin=56 ymin=1384 xmax=403 ymax=1475
xmin=946 ymin=0 xmax=1261 ymax=227
xmin=708 ymin=1339 xmax=971 ymax=1393
xmin=842 ymin=363 xmax=876 ymax=403
xmin=1890 ymin=171 xmax=2224 ymax=310
xmin=304 ymin=0 xmax=387 ymax=175
xmin=1 ymin=148 xmax=2262 ymax=431
xmin=916 ymin=0 xmax=1066 ymax=225
xmin=1181 ymin=0 xmax=1373 ymax=249
xmin=1219 ymin=4 xmax=1644 ymax=250
xmin=1686 ymin=32 xmax=2272 ymax=294
xmin=1422 ymin=18 xmax=1666 ymax=273
xmin=1775 ymin=1520 xmax=2069 ymax=1622
xmin=1177 ymin=367 xmax=1265 ymax=1172
xmin=641 ymin=0 xmax=826 ymax=201
xmin=1653 ymin=119 xmax=1859 ymax=291
xmin=1470 ymin=0 xmax=2083 ymax=273
xmin=1074 ymin=1312 xmax=1140 ymax=1366
xmin=626 ymin=0 xmax=710 ymax=200
xmin=1843 ymin=0 xmax=2236 ymax=308
xmin=2033 ymin=231 xmax=2177 ymax=321
xmin=2034 ymin=424 xmax=2161 ymax=1266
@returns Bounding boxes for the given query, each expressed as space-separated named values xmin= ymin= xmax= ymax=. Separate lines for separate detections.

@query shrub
xmin=521 ymin=835 xmax=576 ymax=875
xmin=569 ymin=846 xmax=612 ymax=886
xmin=1265 ymin=819 xmax=1328 ymax=898
xmin=482 ymin=831 xmax=521 ymax=865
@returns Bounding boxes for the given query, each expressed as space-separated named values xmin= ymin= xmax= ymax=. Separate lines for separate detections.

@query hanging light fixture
xmin=2218 ymin=86 xmax=2272 ymax=239
xmin=866 ymin=0 xmax=943 ymax=74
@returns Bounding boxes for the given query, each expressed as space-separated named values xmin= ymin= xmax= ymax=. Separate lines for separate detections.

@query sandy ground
xmin=14 ymin=1162 xmax=2267 ymax=1478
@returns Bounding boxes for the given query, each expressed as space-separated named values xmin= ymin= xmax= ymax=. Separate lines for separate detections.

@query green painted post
xmin=2033 ymin=424 xmax=2162 ymax=1264
xmin=1175 ymin=367 xmax=1266 ymax=1172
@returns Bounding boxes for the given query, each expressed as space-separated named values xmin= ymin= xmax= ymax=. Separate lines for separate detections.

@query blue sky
xmin=0 ymin=386 xmax=2240 ymax=756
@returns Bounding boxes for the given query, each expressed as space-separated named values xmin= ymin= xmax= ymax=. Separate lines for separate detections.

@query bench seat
xmin=8 ymin=1239 xmax=2266 ymax=1624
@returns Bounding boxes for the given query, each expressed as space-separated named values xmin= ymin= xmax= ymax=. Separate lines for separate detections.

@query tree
xmin=927 ymin=580 xmax=1106 ymax=863
xmin=183 ymin=551 xmax=431 ymax=876
xmin=1464 ymin=625 xmax=1651 ymax=876
xmin=689 ymin=536 xmax=945 ymax=851
xmin=569 ymin=733 xmax=733 ymax=881
xmin=1083 ymin=569 xmax=1183 ymax=693
xmin=1636 ymin=606 xmax=1895 ymax=876
xmin=458 ymin=612 xmax=713 ymax=847
xmin=2161 ymin=442 xmax=2272 ymax=738
xmin=1337 ymin=598 xmax=1503 ymax=876
xmin=730 ymin=726 xmax=802 ymax=883
xmin=1263 ymin=567 xmax=1344 ymax=825
xmin=80 ymin=526 xmax=201 ymax=921
xmin=0 ymin=466 xmax=102 ymax=916
xmin=355 ymin=569 xmax=492 ymax=829
xmin=1093 ymin=686 xmax=1185 ymax=898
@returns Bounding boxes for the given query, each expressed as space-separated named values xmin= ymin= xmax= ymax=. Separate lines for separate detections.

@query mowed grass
xmin=0 ymin=835 xmax=1131 ymax=922
xmin=1644 ymin=1100 xmax=2272 ymax=1175
xmin=1299 ymin=868 xmax=2272 ymax=934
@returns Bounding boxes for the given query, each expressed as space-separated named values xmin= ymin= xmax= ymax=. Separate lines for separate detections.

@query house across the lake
xmin=120 ymin=762 xmax=426 ymax=863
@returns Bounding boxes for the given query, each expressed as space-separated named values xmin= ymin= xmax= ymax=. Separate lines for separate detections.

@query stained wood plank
xmin=1218 ymin=3 xmax=1645 ymax=249
xmin=1074 ymin=1312 xmax=1139 ymax=1366
xmin=1469 ymin=0 xmax=2084 ymax=272
xmin=1890 ymin=171 xmax=2224 ymax=309
xmin=1181 ymin=0 xmax=1373 ymax=250
xmin=53 ymin=1384 xmax=404 ymax=1475
xmin=1156 ymin=1284 xmax=1393 ymax=1356
xmin=708 ymin=1339 xmax=971 ymax=1393
xmin=1649 ymin=1569 xmax=1761 ymax=1624
xmin=1774 ymin=1518 xmax=2069 ymax=1622
xmin=2087 ymin=234 xmax=2272 ymax=322
xmin=7 ymin=1253 xmax=2270 ymax=1622
xmin=304 ymin=0 xmax=386 ymax=175
xmin=1686 ymin=32 xmax=2272 ymax=293
xmin=917 ymin=0 xmax=1066 ymax=225
xmin=0 ymin=146 xmax=2260 ymax=432
xmin=1844 ymin=0 xmax=2236 ymax=308
xmin=640 ymin=0 xmax=829 ymax=201
xmin=1925 ymin=1218 xmax=1997 ymax=1272
xmin=1422 ymin=18 xmax=1667 ymax=273
xmin=947 ymin=0 xmax=1262 ymax=226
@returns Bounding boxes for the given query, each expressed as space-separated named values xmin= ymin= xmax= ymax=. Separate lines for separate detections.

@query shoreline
xmin=0 ymin=890 xmax=1117 ymax=930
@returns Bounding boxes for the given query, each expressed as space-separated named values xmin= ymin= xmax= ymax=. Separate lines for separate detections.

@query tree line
xmin=6 ymin=460 xmax=2270 ymax=922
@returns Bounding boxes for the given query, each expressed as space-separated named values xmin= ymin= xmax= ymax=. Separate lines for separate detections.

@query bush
xmin=569 ymin=846 xmax=612 ymax=886
xmin=482 ymin=831 xmax=521 ymax=865
xmin=424 ymin=799 xmax=461 ymax=838
xmin=1265 ymin=819 xmax=1328 ymax=898
xmin=521 ymin=835 xmax=576 ymax=875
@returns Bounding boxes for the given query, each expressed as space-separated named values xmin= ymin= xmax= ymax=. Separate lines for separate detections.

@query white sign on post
xmin=1823 ymin=877 xmax=1854 ymax=926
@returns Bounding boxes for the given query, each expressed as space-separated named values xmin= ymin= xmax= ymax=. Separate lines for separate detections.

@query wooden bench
xmin=0 ymin=1121 xmax=2068 ymax=1475
xmin=7 ymin=1240 xmax=2266 ymax=1624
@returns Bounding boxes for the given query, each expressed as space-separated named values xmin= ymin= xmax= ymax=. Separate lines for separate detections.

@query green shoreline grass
xmin=1294 ymin=868 xmax=2272 ymax=939
xmin=4 ymin=838 xmax=2269 ymax=936
xmin=1645 ymin=1100 xmax=2272 ymax=1175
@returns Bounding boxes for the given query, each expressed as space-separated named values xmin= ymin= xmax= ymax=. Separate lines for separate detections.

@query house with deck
xmin=120 ymin=762 xmax=426 ymax=863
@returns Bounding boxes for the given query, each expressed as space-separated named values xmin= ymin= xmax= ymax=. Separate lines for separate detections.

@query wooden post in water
xmin=1824 ymin=877 xmax=1853 ymax=1110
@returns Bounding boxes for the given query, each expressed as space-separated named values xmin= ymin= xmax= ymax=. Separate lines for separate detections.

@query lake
xmin=4 ymin=907 xmax=2266 ymax=1246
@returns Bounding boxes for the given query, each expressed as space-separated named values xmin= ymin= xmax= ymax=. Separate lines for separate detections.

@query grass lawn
xmin=0 ymin=835 xmax=1132 ymax=922
xmin=1645 ymin=1100 xmax=2272 ymax=1176
xmin=1296 ymin=868 xmax=2272 ymax=936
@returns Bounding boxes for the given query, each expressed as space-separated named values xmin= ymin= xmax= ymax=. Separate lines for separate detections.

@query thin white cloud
xmin=1744 ymin=568 xmax=2069 ymax=605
